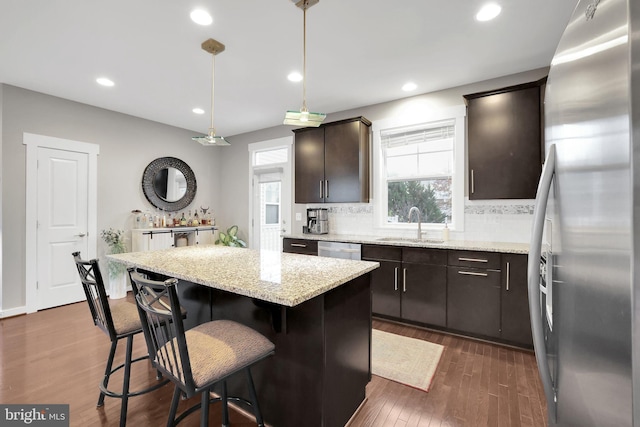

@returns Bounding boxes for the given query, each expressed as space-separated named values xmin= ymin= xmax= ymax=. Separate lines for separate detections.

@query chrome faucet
xmin=408 ymin=206 xmax=422 ymax=240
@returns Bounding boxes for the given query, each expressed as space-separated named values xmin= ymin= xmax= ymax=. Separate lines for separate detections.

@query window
xmin=373 ymin=106 xmax=465 ymax=231
xmin=263 ymin=181 xmax=280 ymax=225
xmin=254 ymin=147 xmax=288 ymax=166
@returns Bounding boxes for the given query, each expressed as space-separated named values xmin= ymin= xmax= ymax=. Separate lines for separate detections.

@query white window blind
xmin=254 ymin=147 xmax=288 ymax=166
xmin=381 ymin=120 xmax=455 ymax=180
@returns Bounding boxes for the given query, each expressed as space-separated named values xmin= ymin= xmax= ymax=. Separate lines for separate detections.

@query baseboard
xmin=0 ymin=305 xmax=27 ymax=319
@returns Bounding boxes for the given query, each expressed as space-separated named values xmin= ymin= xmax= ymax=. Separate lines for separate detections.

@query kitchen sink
xmin=376 ymin=237 xmax=444 ymax=244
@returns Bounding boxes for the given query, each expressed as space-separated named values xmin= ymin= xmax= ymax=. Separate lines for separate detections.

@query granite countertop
xmin=284 ymin=233 xmax=529 ymax=254
xmin=108 ymin=245 xmax=379 ymax=307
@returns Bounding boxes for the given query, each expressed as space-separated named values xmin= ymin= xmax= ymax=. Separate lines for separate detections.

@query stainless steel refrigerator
xmin=528 ymin=0 xmax=639 ymax=426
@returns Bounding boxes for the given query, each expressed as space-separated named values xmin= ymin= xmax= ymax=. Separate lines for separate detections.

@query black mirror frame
xmin=142 ymin=157 xmax=197 ymax=212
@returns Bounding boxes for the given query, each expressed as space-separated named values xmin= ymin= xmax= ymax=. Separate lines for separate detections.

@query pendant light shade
xmin=283 ymin=0 xmax=326 ymax=127
xmin=193 ymin=38 xmax=230 ymax=146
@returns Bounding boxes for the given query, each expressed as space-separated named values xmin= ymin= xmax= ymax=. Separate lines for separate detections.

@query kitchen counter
xmin=108 ymin=244 xmax=379 ymax=307
xmin=285 ymin=233 xmax=529 ymax=254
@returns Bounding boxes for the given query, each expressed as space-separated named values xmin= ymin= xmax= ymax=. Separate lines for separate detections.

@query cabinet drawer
xmin=402 ymin=247 xmax=447 ymax=265
xmin=362 ymin=244 xmax=402 ymax=261
xmin=448 ymin=250 xmax=501 ymax=270
xmin=283 ymin=238 xmax=318 ymax=255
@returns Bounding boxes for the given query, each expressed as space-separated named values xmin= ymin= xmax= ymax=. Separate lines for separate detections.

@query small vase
xmin=108 ymin=269 xmax=127 ymax=299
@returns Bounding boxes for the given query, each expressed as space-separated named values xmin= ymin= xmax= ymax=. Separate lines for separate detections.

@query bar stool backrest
xmin=72 ymin=251 xmax=117 ymax=342
xmin=128 ymin=269 xmax=197 ymax=396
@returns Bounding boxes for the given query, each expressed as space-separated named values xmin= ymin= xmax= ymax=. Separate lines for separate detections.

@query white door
xmin=36 ymin=147 xmax=89 ymax=309
xmin=252 ymin=173 xmax=288 ymax=251
xmin=248 ymin=138 xmax=293 ymax=252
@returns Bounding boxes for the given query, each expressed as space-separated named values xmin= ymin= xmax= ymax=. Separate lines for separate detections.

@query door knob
xmin=76 ymin=232 xmax=87 ymax=237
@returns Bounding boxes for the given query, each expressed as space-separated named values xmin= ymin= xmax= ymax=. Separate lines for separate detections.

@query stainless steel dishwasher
xmin=317 ymin=241 xmax=362 ymax=260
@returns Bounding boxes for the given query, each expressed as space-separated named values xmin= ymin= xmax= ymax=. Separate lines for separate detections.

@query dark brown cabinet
xmin=294 ymin=117 xmax=371 ymax=203
xmin=283 ymin=237 xmax=318 ymax=255
xmin=362 ymin=245 xmax=402 ymax=318
xmin=464 ymin=78 xmax=545 ymax=200
xmin=287 ymin=239 xmax=533 ymax=347
xmin=501 ymin=253 xmax=533 ymax=346
xmin=447 ymin=250 xmax=502 ymax=338
xmin=363 ymin=245 xmax=447 ymax=327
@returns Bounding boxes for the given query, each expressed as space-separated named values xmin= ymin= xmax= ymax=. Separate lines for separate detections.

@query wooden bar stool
xmin=72 ymin=252 xmax=169 ymax=427
xmin=128 ymin=268 xmax=275 ymax=427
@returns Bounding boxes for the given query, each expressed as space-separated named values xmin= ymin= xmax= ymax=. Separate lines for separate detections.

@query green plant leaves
xmin=215 ymin=226 xmax=246 ymax=247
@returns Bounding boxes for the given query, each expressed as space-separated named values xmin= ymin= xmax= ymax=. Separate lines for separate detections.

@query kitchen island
xmin=109 ymin=245 xmax=379 ymax=427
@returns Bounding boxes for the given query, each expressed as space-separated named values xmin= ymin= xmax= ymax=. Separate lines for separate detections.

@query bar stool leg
xmin=245 ymin=368 xmax=265 ymax=427
xmin=98 ymin=341 xmax=118 ymax=407
xmin=221 ymin=381 xmax=229 ymax=427
xmin=119 ymin=335 xmax=134 ymax=427
xmin=167 ymin=386 xmax=181 ymax=427
xmin=200 ymin=387 xmax=210 ymax=427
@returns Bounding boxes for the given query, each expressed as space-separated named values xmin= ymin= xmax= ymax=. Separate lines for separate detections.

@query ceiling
xmin=0 ymin=0 xmax=578 ymax=138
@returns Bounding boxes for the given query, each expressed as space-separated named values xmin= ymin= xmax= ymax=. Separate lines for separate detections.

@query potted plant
xmin=215 ymin=225 xmax=246 ymax=247
xmin=101 ymin=228 xmax=127 ymax=298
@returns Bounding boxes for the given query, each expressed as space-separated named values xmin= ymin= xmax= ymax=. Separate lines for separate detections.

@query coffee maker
xmin=304 ymin=208 xmax=328 ymax=234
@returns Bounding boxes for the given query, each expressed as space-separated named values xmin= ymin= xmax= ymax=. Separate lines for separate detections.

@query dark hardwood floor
xmin=0 ymin=299 xmax=547 ymax=426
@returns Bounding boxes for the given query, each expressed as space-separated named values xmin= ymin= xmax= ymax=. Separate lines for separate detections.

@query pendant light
xmin=192 ymin=38 xmax=230 ymax=146
xmin=283 ymin=0 xmax=326 ymax=127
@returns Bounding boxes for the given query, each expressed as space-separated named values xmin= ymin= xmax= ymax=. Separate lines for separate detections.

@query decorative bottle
xmin=180 ymin=212 xmax=187 ymax=226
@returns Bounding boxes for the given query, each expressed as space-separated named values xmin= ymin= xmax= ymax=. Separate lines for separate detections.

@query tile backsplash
xmin=296 ymin=199 xmax=534 ymax=244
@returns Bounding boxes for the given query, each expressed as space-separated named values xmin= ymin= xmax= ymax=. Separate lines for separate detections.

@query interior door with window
xmin=249 ymin=140 xmax=292 ymax=252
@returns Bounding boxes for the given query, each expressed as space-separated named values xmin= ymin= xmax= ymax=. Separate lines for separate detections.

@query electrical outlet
xmin=295 ymin=212 xmax=302 ymax=221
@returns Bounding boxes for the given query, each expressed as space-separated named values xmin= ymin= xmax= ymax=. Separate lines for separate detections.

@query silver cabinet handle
xmin=319 ymin=180 xmax=323 ymax=199
xmin=325 ymin=180 xmax=329 ymax=199
xmin=394 ymin=267 xmax=398 ymax=291
xmin=459 ymin=257 xmax=488 ymax=263
xmin=290 ymin=243 xmax=307 ymax=248
xmin=471 ymin=169 xmax=475 ymax=194
xmin=506 ymin=262 xmax=510 ymax=291
xmin=75 ymin=232 xmax=87 ymax=237
xmin=403 ymin=268 xmax=407 ymax=292
xmin=458 ymin=271 xmax=488 ymax=277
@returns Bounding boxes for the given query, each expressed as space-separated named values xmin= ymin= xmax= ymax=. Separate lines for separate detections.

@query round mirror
xmin=142 ymin=157 xmax=196 ymax=211
xmin=153 ymin=167 xmax=187 ymax=202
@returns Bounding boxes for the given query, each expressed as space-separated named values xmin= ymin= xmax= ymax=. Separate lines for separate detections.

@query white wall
xmin=1 ymin=85 xmax=221 ymax=312
xmin=218 ymin=68 xmax=549 ymax=245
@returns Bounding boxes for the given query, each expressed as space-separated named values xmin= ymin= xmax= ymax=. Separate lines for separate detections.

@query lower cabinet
xmin=447 ymin=250 xmax=502 ymax=339
xmin=364 ymin=245 xmax=402 ymax=317
xmin=501 ymin=253 xmax=533 ymax=346
xmin=132 ymin=227 xmax=217 ymax=252
xmin=299 ymin=241 xmax=533 ymax=348
xmin=363 ymin=245 xmax=447 ymax=328
xmin=447 ymin=265 xmax=502 ymax=338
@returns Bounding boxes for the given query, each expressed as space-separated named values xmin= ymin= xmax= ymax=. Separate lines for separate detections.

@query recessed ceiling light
xmin=190 ymin=9 xmax=212 ymax=25
xmin=402 ymin=82 xmax=417 ymax=92
xmin=192 ymin=108 xmax=205 ymax=114
xmin=96 ymin=77 xmax=114 ymax=87
xmin=476 ymin=3 xmax=501 ymax=21
xmin=287 ymin=72 xmax=303 ymax=82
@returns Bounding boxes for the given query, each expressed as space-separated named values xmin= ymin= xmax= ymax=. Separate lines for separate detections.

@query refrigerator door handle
xmin=527 ymin=143 xmax=557 ymax=423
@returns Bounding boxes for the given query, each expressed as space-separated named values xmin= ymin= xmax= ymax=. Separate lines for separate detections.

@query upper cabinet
xmin=293 ymin=116 xmax=371 ymax=203
xmin=464 ymin=78 xmax=546 ymax=200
